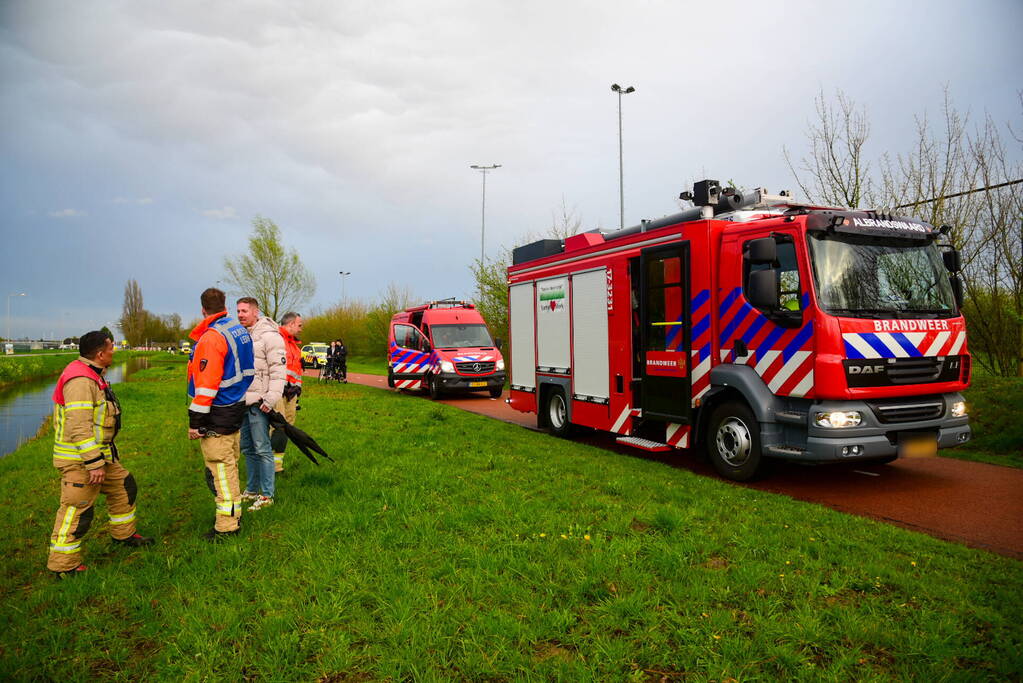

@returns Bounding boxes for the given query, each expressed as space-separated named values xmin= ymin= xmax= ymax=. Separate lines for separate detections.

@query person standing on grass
xmin=271 ymin=311 xmax=303 ymax=473
xmin=47 ymin=330 xmax=154 ymax=578
xmin=187 ymin=288 xmax=255 ymax=541
xmin=235 ymin=297 xmax=286 ymax=510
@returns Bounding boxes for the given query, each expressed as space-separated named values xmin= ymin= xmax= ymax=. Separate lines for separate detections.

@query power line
xmin=896 ymin=177 xmax=1023 ymax=206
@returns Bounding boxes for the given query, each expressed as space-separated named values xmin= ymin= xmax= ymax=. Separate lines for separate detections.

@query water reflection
xmin=0 ymin=357 xmax=151 ymax=458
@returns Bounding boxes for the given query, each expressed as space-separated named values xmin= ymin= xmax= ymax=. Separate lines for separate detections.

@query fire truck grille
xmin=866 ymin=397 xmax=945 ymax=424
xmin=885 ymin=357 xmax=942 ymax=384
xmin=456 ymin=361 xmax=495 ymax=375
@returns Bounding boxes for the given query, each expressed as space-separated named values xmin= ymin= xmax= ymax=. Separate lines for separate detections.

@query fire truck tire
xmin=428 ymin=374 xmax=441 ymax=400
xmin=706 ymin=401 xmax=767 ymax=481
xmin=544 ymin=389 xmax=572 ymax=437
xmin=387 ymin=368 xmax=395 ymax=388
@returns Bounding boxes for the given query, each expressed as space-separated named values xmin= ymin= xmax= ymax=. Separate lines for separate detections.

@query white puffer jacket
xmin=244 ymin=316 xmax=287 ymax=408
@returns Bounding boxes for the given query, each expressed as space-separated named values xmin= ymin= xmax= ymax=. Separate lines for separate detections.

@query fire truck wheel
xmin=387 ymin=368 xmax=395 ymax=388
xmin=707 ymin=401 xmax=766 ymax=481
xmin=428 ymin=374 xmax=441 ymax=400
xmin=544 ymin=389 xmax=572 ymax=437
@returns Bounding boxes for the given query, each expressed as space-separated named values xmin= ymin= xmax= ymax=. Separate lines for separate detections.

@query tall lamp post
xmin=611 ymin=83 xmax=636 ymax=230
xmin=6 ymin=292 xmax=26 ymax=342
xmin=470 ymin=164 xmax=501 ymax=263
xmin=339 ymin=271 xmax=351 ymax=304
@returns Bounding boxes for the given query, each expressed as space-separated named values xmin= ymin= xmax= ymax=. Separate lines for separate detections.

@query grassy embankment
xmin=0 ymin=363 xmax=1020 ymax=680
xmin=0 ymin=350 xmax=158 ymax=390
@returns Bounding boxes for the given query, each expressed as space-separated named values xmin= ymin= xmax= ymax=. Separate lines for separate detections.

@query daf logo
xmin=849 ymin=364 xmax=885 ymax=375
xmin=472 ymin=362 xmax=481 ymax=372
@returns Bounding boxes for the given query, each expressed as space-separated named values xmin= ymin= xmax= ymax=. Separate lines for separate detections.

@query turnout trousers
xmin=201 ymin=431 xmax=242 ymax=532
xmin=47 ymin=461 xmax=138 ymax=572
xmin=271 ymin=395 xmax=297 ymax=472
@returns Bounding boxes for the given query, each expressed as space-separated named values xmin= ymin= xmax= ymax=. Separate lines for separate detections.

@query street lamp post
xmin=6 ymin=292 xmax=26 ymax=342
xmin=339 ymin=271 xmax=351 ymax=304
xmin=470 ymin=164 xmax=501 ymax=263
xmin=611 ymin=83 xmax=636 ymax=230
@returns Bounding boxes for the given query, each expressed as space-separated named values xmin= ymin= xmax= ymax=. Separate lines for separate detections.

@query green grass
xmin=1 ymin=367 xmax=1021 ymax=680
xmin=951 ymin=375 xmax=1023 ymax=468
xmin=345 ymin=355 xmax=389 ymax=375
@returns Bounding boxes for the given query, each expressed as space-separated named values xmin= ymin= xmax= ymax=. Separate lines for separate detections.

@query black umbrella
xmin=266 ymin=410 xmax=335 ymax=465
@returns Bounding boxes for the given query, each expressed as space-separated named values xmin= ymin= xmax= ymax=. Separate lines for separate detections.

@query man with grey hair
xmin=272 ymin=312 xmax=303 ymax=472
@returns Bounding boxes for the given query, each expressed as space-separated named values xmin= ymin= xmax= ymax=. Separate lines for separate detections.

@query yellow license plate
xmin=469 ymin=381 xmax=487 ymax=388
xmin=899 ymin=436 xmax=937 ymax=458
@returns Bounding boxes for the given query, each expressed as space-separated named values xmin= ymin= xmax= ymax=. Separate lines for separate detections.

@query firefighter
xmin=272 ymin=311 xmax=303 ymax=472
xmin=47 ymin=330 xmax=153 ymax=578
xmin=187 ymin=287 xmax=255 ymax=541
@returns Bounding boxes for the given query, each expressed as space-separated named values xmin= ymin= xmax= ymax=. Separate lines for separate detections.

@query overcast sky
xmin=2 ymin=0 xmax=1021 ymax=340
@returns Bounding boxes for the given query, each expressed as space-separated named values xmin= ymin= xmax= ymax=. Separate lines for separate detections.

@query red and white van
xmin=388 ymin=300 xmax=506 ymax=399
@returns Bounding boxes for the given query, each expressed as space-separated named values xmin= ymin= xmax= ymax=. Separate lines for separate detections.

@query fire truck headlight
xmin=440 ymin=360 xmax=455 ymax=373
xmin=496 ymin=359 xmax=505 ymax=371
xmin=814 ymin=411 xmax=862 ymax=428
xmin=951 ymin=401 xmax=967 ymax=417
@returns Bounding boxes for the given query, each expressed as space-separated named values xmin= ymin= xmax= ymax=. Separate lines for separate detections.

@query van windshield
xmin=431 ymin=324 xmax=494 ymax=348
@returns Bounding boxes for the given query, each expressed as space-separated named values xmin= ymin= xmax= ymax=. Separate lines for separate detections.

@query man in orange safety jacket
xmin=187 ymin=287 xmax=255 ymax=541
xmin=47 ymin=330 xmax=154 ymax=577
xmin=271 ymin=311 xmax=304 ymax=472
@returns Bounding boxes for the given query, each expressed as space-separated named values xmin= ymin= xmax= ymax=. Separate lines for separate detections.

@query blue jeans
xmin=240 ymin=405 xmax=275 ymax=498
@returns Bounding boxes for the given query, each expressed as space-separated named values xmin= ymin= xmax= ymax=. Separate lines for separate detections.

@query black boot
xmin=113 ymin=533 xmax=155 ymax=547
xmin=202 ymin=527 xmax=240 ymax=542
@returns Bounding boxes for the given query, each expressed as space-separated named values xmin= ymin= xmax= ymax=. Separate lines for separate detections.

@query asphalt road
xmin=316 ymin=370 xmax=1023 ymax=559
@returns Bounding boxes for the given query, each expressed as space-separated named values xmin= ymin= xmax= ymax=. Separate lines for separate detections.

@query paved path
xmin=313 ymin=370 xmax=1023 ymax=559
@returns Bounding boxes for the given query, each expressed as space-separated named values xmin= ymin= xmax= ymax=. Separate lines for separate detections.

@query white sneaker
xmin=240 ymin=491 xmax=259 ymax=502
xmin=249 ymin=495 xmax=274 ymax=511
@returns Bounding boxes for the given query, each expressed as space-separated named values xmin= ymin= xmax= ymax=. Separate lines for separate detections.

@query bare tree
xmin=784 ymin=89 xmax=877 ymax=209
xmin=119 ymin=279 xmax=147 ymax=346
xmin=223 ymin=216 xmax=316 ymax=320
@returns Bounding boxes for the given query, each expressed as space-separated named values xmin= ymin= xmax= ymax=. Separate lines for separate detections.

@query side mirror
xmin=943 ymin=250 xmax=961 ymax=273
xmin=747 ymin=237 xmax=777 ymax=265
xmin=748 ymin=269 xmax=780 ymax=309
xmin=494 ymin=337 xmax=504 ymax=350
xmin=951 ymin=275 xmax=964 ymax=309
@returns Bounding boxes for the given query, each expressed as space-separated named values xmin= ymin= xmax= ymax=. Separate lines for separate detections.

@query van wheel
xmin=488 ymin=385 xmax=503 ymax=399
xmin=544 ymin=388 xmax=572 ymax=438
xmin=428 ymin=375 xmax=441 ymax=400
xmin=386 ymin=368 xmax=395 ymax=388
xmin=706 ymin=401 xmax=767 ymax=481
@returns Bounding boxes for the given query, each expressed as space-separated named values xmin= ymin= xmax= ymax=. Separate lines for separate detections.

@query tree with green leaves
xmin=223 ymin=216 xmax=316 ymax=320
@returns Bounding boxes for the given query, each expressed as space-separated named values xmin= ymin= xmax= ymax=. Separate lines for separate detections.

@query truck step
xmin=775 ymin=411 xmax=807 ymax=424
xmin=615 ymin=437 xmax=672 ymax=452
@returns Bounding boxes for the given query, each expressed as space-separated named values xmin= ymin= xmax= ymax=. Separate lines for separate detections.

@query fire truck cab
xmin=388 ymin=299 xmax=506 ymax=399
xmin=507 ymin=180 xmax=971 ymax=481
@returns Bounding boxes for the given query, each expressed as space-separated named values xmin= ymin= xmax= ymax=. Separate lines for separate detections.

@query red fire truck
xmin=507 ymin=180 xmax=971 ymax=480
xmin=388 ymin=299 xmax=506 ymax=399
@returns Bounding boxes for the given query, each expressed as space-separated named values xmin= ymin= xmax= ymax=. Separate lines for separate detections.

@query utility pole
xmin=611 ymin=83 xmax=636 ymax=230
xmin=470 ymin=164 xmax=501 ymax=263
xmin=6 ymin=292 xmax=25 ymax=342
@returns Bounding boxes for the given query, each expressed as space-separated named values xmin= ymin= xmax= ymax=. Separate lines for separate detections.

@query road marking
xmin=853 ymin=470 xmax=880 ymax=477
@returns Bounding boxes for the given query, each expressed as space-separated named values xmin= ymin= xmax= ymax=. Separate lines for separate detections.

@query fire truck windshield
xmin=431 ymin=324 xmax=494 ymax=348
xmin=808 ymin=233 xmax=956 ymax=317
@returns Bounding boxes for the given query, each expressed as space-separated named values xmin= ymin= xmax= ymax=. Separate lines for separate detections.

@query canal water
xmin=0 ymin=357 xmax=151 ymax=458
